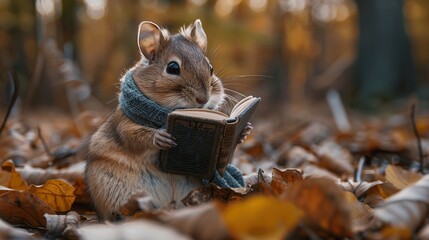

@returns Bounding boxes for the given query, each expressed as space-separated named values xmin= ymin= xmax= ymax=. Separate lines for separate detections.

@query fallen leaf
xmin=365 ymin=226 xmax=412 ymax=240
xmin=0 ymin=160 xmax=28 ymax=190
xmin=73 ymin=177 xmax=90 ymax=204
xmin=301 ymin=164 xmax=339 ymax=181
xmin=271 ymin=167 xmax=303 ymax=195
xmin=45 ymin=211 xmax=82 ymax=238
xmin=344 ymin=191 xmax=374 ymax=233
xmin=283 ymin=178 xmax=352 ymax=238
xmin=277 ymin=146 xmax=318 ymax=168
xmin=0 ymin=217 xmax=35 ymax=240
xmin=385 ymin=164 xmax=423 ymax=190
xmin=27 ymin=179 xmax=76 ymax=212
xmin=338 ymin=180 xmax=384 ymax=199
xmin=161 ymin=202 xmax=229 ymax=240
xmin=417 ymin=224 xmax=429 ymax=240
xmin=311 ymin=140 xmax=354 ymax=175
xmin=182 ymin=184 xmax=250 ymax=206
xmin=373 ymin=175 xmax=429 ymax=231
xmin=17 ymin=162 xmax=85 ymax=185
xmin=364 ymin=186 xmax=385 ymax=208
xmin=78 ymin=220 xmax=190 ymax=240
xmin=0 ymin=191 xmax=55 ymax=227
xmin=293 ymin=122 xmax=331 ymax=145
xmin=220 ymin=196 xmax=303 ymax=240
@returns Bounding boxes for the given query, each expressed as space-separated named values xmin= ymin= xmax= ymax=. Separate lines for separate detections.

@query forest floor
xmin=1 ymin=97 xmax=429 ymax=239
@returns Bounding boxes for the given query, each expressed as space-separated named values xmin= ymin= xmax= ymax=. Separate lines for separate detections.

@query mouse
xmin=84 ymin=19 xmax=252 ymax=221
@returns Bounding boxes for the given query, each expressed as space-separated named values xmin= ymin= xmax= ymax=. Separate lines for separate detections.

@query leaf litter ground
xmin=1 ymin=102 xmax=429 ymax=239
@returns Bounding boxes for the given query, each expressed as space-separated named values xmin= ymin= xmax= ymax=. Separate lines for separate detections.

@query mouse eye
xmin=166 ymin=61 xmax=180 ymax=75
xmin=209 ymin=64 xmax=213 ymax=76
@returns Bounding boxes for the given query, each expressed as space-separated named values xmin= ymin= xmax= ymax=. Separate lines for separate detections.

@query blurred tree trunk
xmin=270 ymin=8 xmax=287 ymax=102
xmin=353 ymin=0 xmax=416 ymax=110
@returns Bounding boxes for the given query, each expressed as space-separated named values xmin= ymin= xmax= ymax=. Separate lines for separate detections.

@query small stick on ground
xmin=37 ymin=126 xmax=53 ymax=157
xmin=410 ymin=104 xmax=424 ymax=173
xmin=0 ymin=70 xmax=19 ymax=135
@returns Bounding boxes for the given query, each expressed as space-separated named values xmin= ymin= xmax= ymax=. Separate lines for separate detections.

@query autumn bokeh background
xmin=1 ymin=0 xmax=429 ymax=115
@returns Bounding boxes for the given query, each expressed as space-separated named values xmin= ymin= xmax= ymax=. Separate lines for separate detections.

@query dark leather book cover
xmin=159 ymin=116 xmax=224 ymax=179
xmin=160 ymin=97 xmax=260 ymax=179
xmin=216 ymin=97 xmax=261 ymax=175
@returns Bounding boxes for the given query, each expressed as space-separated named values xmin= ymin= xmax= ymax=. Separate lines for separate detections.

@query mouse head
xmin=132 ymin=19 xmax=224 ymax=110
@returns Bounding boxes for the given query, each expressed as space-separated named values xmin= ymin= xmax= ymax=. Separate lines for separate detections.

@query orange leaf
xmin=221 ymin=196 xmax=303 ymax=240
xmin=27 ymin=179 xmax=76 ymax=212
xmin=73 ymin=177 xmax=90 ymax=204
xmin=0 ymin=160 xmax=27 ymax=190
xmin=271 ymin=168 xmax=303 ymax=195
xmin=0 ymin=191 xmax=55 ymax=227
xmin=283 ymin=178 xmax=352 ymax=238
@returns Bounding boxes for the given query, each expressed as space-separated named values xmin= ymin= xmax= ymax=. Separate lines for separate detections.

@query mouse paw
xmin=238 ymin=122 xmax=253 ymax=144
xmin=153 ymin=129 xmax=177 ymax=149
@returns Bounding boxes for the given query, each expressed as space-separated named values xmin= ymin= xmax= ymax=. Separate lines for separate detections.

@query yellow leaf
xmin=220 ymin=196 xmax=303 ymax=240
xmin=27 ymin=179 xmax=76 ymax=212
xmin=0 ymin=160 xmax=27 ymax=190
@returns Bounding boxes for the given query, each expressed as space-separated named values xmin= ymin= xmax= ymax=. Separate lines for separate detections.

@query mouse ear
xmin=190 ymin=19 xmax=207 ymax=52
xmin=138 ymin=21 xmax=164 ymax=61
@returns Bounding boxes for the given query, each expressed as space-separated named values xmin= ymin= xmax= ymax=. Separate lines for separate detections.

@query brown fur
xmin=85 ymin=20 xmax=226 ymax=221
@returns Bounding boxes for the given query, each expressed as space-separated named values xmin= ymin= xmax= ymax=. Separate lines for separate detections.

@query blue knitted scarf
xmin=118 ymin=70 xmax=244 ymax=188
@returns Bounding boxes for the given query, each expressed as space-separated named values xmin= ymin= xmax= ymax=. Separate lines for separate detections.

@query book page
xmin=171 ymin=108 xmax=228 ymax=121
xmin=230 ymin=95 xmax=255 ymax=118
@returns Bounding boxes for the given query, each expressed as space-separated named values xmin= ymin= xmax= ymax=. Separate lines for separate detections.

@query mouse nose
xmin=196 ymin=95 xmax=209 ymax=105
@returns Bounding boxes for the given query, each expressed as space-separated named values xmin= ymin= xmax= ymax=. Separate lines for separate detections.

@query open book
xmin=159 ymin=96 xmax=261 ymax=179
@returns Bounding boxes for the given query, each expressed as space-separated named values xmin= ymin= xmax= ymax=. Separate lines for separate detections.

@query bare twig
xmin=355 ymin=156 xmax=366 ymax=182
xmin=410 ymin=104 xmax=424 ymax=173
xmin=0 ymin=70 xmax=19 ymax=135
xmin=37 ymin=126 xmax=53 ymax=157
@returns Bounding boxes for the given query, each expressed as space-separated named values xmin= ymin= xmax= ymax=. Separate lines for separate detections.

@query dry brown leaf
xmin=277 ymin=146 xmax=318 ymax=168
xmin=311 ymin=140 xmax=354 ymax=175
xmin=339 ymin=180 xmax=384 ymax=198
xmin=283 ymin=178 xmax=352 ymax=238
xmin=240 ymin=138 xmax=266 ymax=158
xmin=385 ymin=164 xmax=423 ymax=190
xmin=78 ymin=220 xmax=190 ymax=240
xmin=301 ymin=164 xmax=339 ymax=181
xmin=17 ymin=162 xmax=85 ymax=185
xmin=182 ymin=183 xmax=250 ymax=206
xmin=27 ymin=179 xmax=76 ymax=212
xmin=344 ymin=191 xmax=374 ymax=233
xmin=373 ymin=174 xmax=429 ymax=231
xmin=0 ymin=218 xmax=35 ymax=240
xmin=220 ymin=196 xmax=303 ymax=240
xmin=118 ymin=190 xmax=154 ymax=217
xmin=73 ymin=177 xmax=90 ymax=204
xmin=161 ymin=202 xmax=229 ymax=240
xmin=417 ymin=224 xmax=429 ymax=240
xmin=0 ymin=190 xmax=55 ymax=227
xmin=0 ymin=160 xmax=28 ymax=190
xmin=293 ymin=122 xmax=331 ymax=145
xmin=366 ymin=226 xmax=412 ymax=240
xmin=364 ymin=186 xmax=385 ymax=208
xmin=271 ymin=167 xmax=303 ymax=195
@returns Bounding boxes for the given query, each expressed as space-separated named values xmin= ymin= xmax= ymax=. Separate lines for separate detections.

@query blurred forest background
xmin=0 ymin=0 xmax=428 ymax=116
